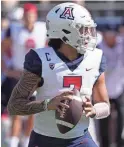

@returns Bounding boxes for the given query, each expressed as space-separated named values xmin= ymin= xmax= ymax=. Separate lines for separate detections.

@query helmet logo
xmin=60 ymin=7 xmax=74 ymax=20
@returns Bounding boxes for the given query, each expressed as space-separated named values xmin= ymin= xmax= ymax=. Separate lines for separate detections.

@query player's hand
xmin=83 ymin=98 xmax=96 ymax=118
xmin=47 ymin=91 xmax=74 ymax=113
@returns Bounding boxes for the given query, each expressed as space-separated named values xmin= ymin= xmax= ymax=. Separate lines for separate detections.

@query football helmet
xmin=46 ymin=2 xmax=97 ymax=54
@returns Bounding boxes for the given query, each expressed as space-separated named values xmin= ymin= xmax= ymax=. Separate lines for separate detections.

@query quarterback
xmin=8 ymin=3 xmax=110 ymax=147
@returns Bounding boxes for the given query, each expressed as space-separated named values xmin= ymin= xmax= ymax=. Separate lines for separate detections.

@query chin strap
xmin=93 ymin=102 xmax=110 ymax=119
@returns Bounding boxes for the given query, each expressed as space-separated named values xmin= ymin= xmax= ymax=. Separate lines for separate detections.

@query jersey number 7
xmin=63 ymin=76 xmax=82 ymax=91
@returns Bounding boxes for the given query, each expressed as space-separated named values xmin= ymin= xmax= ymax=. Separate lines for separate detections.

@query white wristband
xmin=93 ymin=102 xmax=110 ymax=119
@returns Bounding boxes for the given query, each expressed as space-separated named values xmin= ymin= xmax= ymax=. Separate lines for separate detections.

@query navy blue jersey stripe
xmin=53 ymin=49 xmax=84 ymax=71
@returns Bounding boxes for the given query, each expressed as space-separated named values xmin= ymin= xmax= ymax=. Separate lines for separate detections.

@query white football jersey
xmin=10 ymin=21 xmax=47 ymax=70
xmin=32 ymin=47 xmax=104 ymax=139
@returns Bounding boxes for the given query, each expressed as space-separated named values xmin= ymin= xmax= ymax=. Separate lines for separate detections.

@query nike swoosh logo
xmin=86 ymin=68 xmax=93 ymax=71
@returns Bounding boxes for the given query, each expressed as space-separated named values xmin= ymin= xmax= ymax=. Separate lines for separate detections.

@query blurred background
xmin=1 ymin=0 xmax=124 ymax=147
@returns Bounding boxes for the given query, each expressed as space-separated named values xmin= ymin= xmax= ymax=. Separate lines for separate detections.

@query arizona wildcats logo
xmin=60 ymin=7 xmax=74 ymax=20
xmin=49 ymin=63 xmax=55 ymax=70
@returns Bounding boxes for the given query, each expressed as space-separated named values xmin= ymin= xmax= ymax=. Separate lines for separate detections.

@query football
xmin=55 ymin=89 xmax=83 ymax=134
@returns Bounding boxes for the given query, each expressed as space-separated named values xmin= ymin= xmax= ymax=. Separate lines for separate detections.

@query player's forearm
xmin=8 ymin=98 xmax=47 ymax=115
xmin=7 ymin=70 xmax=46 ymax=115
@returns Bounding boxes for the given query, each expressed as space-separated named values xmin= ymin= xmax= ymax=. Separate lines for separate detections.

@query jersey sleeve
xmin=94 ymin=53 xmax=106 ymax=85
xmin=99 ymin=53 xmax=106 ymax=75
xmin=24 ymin=49 xmax=42 ymax=77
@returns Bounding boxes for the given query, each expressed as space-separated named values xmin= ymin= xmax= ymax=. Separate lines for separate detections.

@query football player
xmin=7 ymin=2 xmax=110 ymax=147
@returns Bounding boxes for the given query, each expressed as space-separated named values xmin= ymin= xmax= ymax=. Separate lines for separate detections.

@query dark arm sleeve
xmin=24 ymin=49 xmax=42 ymax=77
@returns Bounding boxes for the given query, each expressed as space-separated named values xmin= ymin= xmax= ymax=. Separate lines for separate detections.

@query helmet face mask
xmin=78 ymin=25 xmax=97 ymax=52
xmin=46 ymin=2 xmax=97 ymax=54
